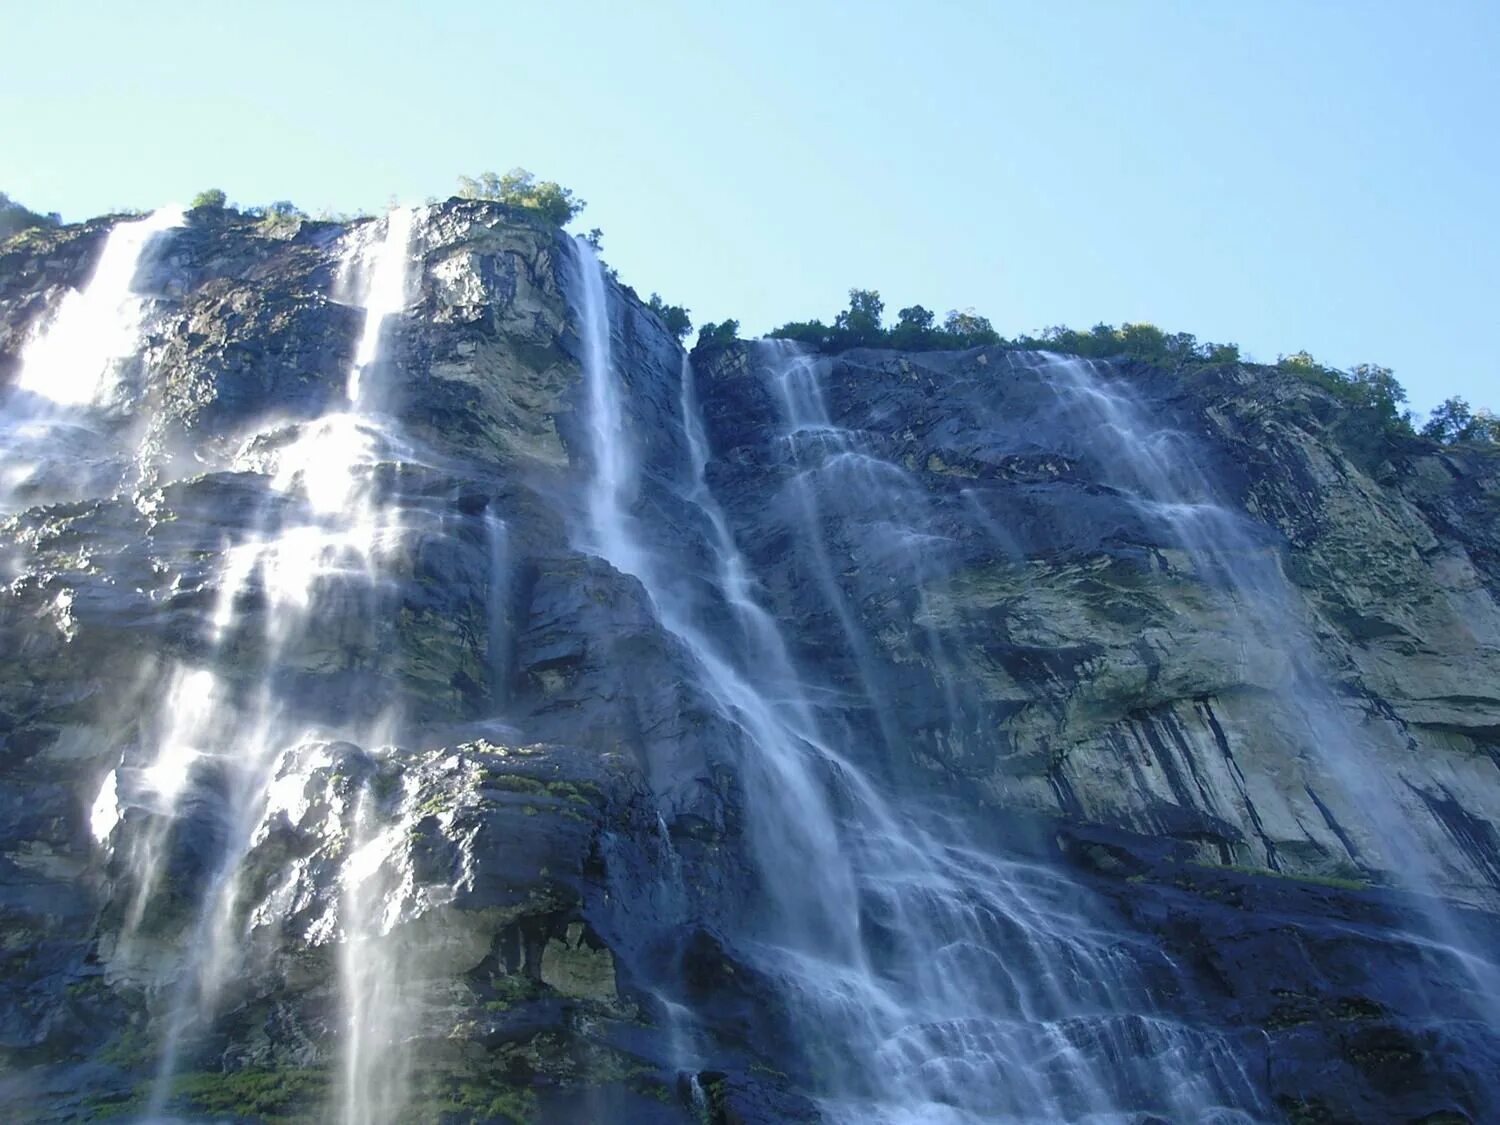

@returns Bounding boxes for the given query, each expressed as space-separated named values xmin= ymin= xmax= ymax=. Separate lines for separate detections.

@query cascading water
xmin=84 ymin=208 xmax=419 ymax=1123
xmin=13 ymin=206 xmax=186 ymax=408
xmin=326 ymin=205 xmax=418 ymax=1125
xmin=484 ymin=510 xmax=512 ymax=703
xmin=766 ymin=339 xmax=989 ymax=766
xmin=571 ymin=239 xmax=1265 ymax=1123
xmin=0 ymin=198 xmax=1493 ymax=1122
xmin=0 ymin=206 xmax=184 ymax=513
xmin=345 ymin=208 xmax=414 ymax=408
xmin=1033 ymin=352 xmax=1500 ymax=1024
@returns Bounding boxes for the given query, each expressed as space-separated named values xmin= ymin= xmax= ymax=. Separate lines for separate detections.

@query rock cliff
xmin=0 ymin=202 xmax=1496 ymax=1123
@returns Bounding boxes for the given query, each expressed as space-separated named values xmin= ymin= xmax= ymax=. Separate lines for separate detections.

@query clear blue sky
xmin=4 ymin=1 xmax=1496 ymax=414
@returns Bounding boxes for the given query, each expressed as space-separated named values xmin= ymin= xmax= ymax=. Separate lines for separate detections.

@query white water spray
xmin=1038 ymin=351 xmax=1500 ymax=1024
xmin=87 ymin=210 xmax=419 ymax=1122
xmin=571 ymin=240 xmax=1264 ymax=1123
xmin=1 ymin=207 xmax=184 ymax=514
xmin=485 ymin=510 xmax=512 ymax=701
xmin=346 ymin=207 xmax=414 ymax=407
xmin=14 ymin=207 xmax=185 ymax=407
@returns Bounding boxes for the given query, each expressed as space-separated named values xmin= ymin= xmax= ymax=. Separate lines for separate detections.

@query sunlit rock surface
xmin=0 ymin=202 xmax=1496 ymax=1123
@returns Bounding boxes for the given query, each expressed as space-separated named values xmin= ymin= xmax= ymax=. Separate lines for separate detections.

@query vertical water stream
xmin=571 ymin=239 xmax=1264 ymax=1123
xmin=7 ymin=206 xmax=1489 ymax=1121
xmin=1036 ymin=352 xmax=1500 ymax=1026
xmin=1 ymin=206 xmax=184 ymax=515
xmin=73 ymin=209 xmax=418 ymax=1123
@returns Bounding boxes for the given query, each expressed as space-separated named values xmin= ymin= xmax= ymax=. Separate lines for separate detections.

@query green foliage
xmin=767 ymin=318 xmax=831 ymax=348
xmin=646 ymin=292 xmax=693 ymax=340
xmin=1423 ymin=398 xmax=1469 ymax=442
xmin=761 ymin=289 xmax=1445 ymax=458
xmin=1345 ymin=363 xmax=1410 ymax=429
xmin=457 ymin=168 xmax=585 ymax=226
xmin=486 ymin=971 xmax=542 ymax=1007
xmin=1422 ymin=396 xmax=1500 ymax=444
xmin=694 ymin=319 xmax=740 ymax=351
xmin=98 ymin=1021 xmax=151 ymax=1068
xmin=889 ymin=304 xmax=939 ymax=350
xmin=189 ymin=188 xmax=227 ymax=211
xmin=771 ymin=291 xmax=1003 ymax=351
xmin=254 ymin=199 xmax=307 ymax=236
xmin=832 ymin=287 xmax=886 ymax=348
xmin=411 ymin=1068 xmax=536 ymax=1124
xmin=1269 ymin=354 xmax=1417 ymax=446
xmin=941 ymin=308 xmax=1001 ymax=348
xmin=0 ymin=191 xmax=61 ymax=240
xmin=1278 ymin=349 xmax=1334 ymax=378
xmin=170 ymin=1067 xmax=329 ymax=1123
xmin=1010 ymin=321 xmax=1214 ymax=365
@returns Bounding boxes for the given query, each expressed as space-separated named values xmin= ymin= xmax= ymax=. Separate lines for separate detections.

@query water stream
xmin=73 ymin=208 xmax=419 ymax=1123
xmin=3 ymin=210 xmax=1490 ymax=1120
xmin=571 ymin=238 xmax=1265 ymax=1123
xmin=0 ymin=206 xmax=184 ymax=514
xmin=1033 ymin=351 xmax=1500 ymax=1026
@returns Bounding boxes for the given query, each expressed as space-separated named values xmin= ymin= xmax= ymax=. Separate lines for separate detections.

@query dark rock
xmin=0 ymin=201 xmax=1497 ymax=1123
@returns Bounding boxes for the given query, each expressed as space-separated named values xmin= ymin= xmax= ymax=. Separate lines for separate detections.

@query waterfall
xmin=1 ymin=187 xmax=1494 ymax=1125
xmin=13 ymin=206 xmax=185 ymax=408
xmin=346 ymin=207 xmax=414 ymax=407
xmin=765 ymin=339 xmax=974 ymax=769
xmin=570 ymin=239 xmax=1265 ymax=1123
xmin=327 ymin=208 xmax=417 ymax=1125
xmin=338 ymin=789 xmax=413 ymax=1125
xmin=484 ymin=509 xmax=513 ymax=703
xmin=0 ymin=206 xmax=184 ymax=514
xmin=1035 ymin=352 xmax=1500 ymax=1024
xmin=577 ymin=241 xmax=645 ymax=578
xmin=80 ymin=209 xmax=418 ymax=1122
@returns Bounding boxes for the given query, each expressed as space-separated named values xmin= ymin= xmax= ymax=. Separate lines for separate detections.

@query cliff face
xmin=702 ymin=344 xmax=1500 ymax=898
xmin=0 ymin=204 xmax=1497 ymax=1124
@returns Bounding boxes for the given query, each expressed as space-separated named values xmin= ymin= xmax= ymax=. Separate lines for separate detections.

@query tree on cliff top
xmin=1423 ymin=397 xmax=1500 ymax=444
xmin=694 ymin=319 xmax=739 ymax=352
xmin=832 ymin=288 xmax=886 ymax=348
xmin=647 ymin=293 xmax=693 ymax=341
xmin=941 ymin=309 xmax=1002 ymax=348
xmin=771 ymin=291 xmax=1002 ymax=351
xmin=457 ymin=169 xmax=585 ymax=226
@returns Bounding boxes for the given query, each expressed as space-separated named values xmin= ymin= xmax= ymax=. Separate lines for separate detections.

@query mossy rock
xmin=407 ymin=1067 xmax=537 ymax=1124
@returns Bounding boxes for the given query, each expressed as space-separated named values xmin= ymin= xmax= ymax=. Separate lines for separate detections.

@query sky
xmin=2 ymin=1 xmax=1496 ymax=415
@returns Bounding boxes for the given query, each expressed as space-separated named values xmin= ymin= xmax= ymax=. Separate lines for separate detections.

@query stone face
xmin=0 ymin=204 xmax=1497 ymax=1122
xmin=696 ymin=345 xmax=1500 ymax=903
xmin=540 ymin=922 xmax=618 ymax=1002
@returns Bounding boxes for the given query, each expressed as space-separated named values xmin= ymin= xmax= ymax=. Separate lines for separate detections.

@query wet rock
xmin=0 ymin=201 xmax=1497 ymax=1122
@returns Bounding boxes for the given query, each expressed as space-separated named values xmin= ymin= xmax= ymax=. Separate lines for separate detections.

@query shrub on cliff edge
xmin=457 ymin=169 xmax=585 ymax=226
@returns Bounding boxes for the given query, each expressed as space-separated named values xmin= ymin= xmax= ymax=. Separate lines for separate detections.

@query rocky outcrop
xmin=692 ymin=345 xmax=1500 ymax=894
xmin=0 ymin=203 xmax=1497 ymax=1123
xmin=691 ymin=342 xmax=1500 ymax=1120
